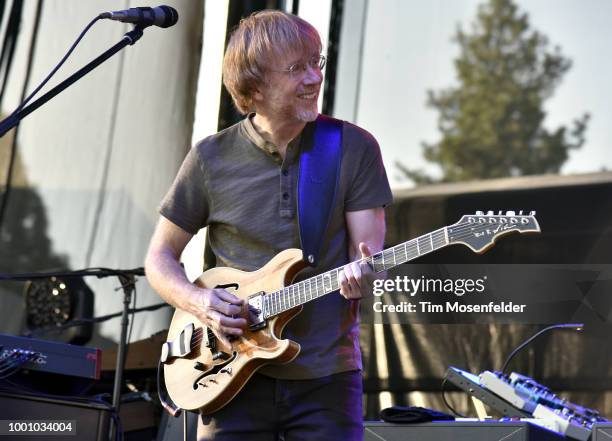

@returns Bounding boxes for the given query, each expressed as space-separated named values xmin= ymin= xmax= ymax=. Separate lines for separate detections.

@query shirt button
xmin=282 ymin=192 xmax=289 ymax=200
xmin=282 ymin=169 xmax=288 ymax=176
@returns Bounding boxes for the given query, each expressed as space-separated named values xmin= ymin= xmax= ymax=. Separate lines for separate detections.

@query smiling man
xmin=145 ymin=10 xmax=392 ymax=441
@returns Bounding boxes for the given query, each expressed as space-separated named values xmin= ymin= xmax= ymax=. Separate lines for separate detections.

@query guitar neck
xmin=262 ymin=227 xmax=448 ymax=319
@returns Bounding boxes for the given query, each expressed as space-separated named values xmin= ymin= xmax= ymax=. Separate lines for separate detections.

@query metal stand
xmin=0 ymin=25 xmax=146 ymax=137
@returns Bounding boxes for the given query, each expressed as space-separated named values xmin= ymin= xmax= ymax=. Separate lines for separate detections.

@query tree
xmin=400 ymin=0 xmax=589 ymax=184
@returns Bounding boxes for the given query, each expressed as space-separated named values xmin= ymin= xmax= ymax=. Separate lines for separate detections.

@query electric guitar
xmin=161 ymin=211 xmax=540 ymax=414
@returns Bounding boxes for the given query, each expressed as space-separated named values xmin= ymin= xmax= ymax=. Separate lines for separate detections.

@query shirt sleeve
xmin=343 ymin=123 xmax=393 ymax=212
xmin=159 ymin=144 xmax=210 ymax=234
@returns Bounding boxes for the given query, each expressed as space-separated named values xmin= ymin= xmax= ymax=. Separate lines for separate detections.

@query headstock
xmin=447 ymin=211 xmax=540 ymax=253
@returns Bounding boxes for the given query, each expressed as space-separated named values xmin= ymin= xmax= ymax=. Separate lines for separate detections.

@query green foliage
xmin=401 ymin=0 xmax=589 ymax=184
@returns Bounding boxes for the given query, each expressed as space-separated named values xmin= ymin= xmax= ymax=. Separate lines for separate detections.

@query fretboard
xmin=262 ymin=227 xmax=448 ymax=319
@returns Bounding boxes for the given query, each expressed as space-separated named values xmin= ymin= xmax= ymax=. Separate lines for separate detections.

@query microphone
xmin=99 ymin=5 xmax=178 ymax=28
xmin=501 ymin=323 xmax=583 ymax=374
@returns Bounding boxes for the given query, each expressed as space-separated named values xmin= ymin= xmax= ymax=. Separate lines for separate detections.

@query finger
xmin=360 ymin=259 xmax=374 ymax=275
xmin=210 ymin=295 xmax=243 ymax=316
xmin=338 ymin=269 xmax=350 ymax=298
xmin=350 ymin=261 xmax=363 ymax=286
xmin=219 ymin=315 xmax=248 ymax=329
xmin=359 ymin=242 xmax=372 ymax=258
xmin=215 ymin=289 xmax=244 ymax=306
xmin=207 ymin=310 xmax=245 ymax=335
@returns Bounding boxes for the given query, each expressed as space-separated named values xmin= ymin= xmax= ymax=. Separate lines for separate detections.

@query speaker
xmin=364 ymin=421 xmax=565 ymax=441
xmin=0 ymin=390 xmax=111 ymax=441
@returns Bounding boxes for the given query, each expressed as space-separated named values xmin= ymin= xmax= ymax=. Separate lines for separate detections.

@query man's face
xmin=254 ymin=50 xmax=323 ymax=124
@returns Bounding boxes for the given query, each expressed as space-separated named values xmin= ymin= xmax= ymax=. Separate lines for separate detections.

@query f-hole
xmin=216 ymin=282 xmax=239 ymax=293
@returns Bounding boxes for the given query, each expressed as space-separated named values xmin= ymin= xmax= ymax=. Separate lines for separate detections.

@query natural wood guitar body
xmin=163 ymin=248 xmax=305 ymax=414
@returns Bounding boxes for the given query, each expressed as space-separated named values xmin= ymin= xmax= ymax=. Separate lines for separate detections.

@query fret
xmin=418 ymin=235 xmax=432 ymax=254
xmin=372 ymin=253 xmax=384 ymax=272
xmin=391 ymin=247 xmax=397 ymax=265
xmin=273 ymin=291 xmax=278 ymax=314
xmin=430 ymin=233 xmax=434 ymax=250
xmin=382 ymin=249 xmax=394 ymax=270
xmin=330 ymin=269 xmax=339 ymax=291
xmin=395 ymin=244 xmax=407 ymax=264
xmin=323 ymin=273 xmax=331 ymax=292
xmin=315 ymin=275 xmax=321 ymax=298
xmin=288 ymin=286 xmax=294 ymax=307
xmin=406 ymin=240 xmax=418 ymax=260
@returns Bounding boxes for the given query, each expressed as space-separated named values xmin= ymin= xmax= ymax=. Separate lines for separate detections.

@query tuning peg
xmin=476 ymin=211 xmax=484 ymax=215
xmin=519 ymin=210 xmax=523 ymax=215
xmin=487 ymin=210 xmax=494 ymax=215
xmin=530 ymin=210 xmax=536 ymax=215
xmin=506 ymin=210 xmax=515 ymax=216
xmin=498 ymin=210 xmax=503 ymax=215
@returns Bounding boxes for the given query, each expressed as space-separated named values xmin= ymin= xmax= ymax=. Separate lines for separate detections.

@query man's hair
xmin=222 ymin=10 xmax=322 ymax=114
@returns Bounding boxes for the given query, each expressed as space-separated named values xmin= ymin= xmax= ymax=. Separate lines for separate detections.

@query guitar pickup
xmin=161 ymin=323 xmax=195 ymax=363
xmin=247 ymin=292 xmax=266 ymax=331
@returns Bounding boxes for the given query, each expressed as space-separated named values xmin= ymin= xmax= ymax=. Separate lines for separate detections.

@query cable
xmin=11 ymin=15 xmax=101 ymax=116
xmin=441 ymin=377 xmax=466 ymax=418
xmin=26 ymin=301 xmax=169 ymax=338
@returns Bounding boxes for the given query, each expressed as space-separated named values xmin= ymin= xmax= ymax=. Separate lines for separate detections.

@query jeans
xmin=197 ymin=370 xmax=363 ymax=441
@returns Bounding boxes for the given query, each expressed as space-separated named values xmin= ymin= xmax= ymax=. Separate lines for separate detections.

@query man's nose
xmin=302 ymin=64 xmax=323 ymax=85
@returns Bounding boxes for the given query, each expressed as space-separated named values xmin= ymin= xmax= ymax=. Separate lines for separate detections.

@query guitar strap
xmin=297 ymin=114 xmax=343 ymax=267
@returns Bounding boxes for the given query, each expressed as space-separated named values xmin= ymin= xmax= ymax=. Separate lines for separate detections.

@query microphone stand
xmin=0 ymin=24 xmax=146 ymax=138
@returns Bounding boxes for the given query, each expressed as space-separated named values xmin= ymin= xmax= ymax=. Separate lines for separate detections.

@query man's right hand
xmin=195 ymin=288 xmax=247 ymax=348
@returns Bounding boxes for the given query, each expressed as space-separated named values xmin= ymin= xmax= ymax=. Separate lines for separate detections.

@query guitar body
xmin=163 ymin=248 xmax=306 ymax=414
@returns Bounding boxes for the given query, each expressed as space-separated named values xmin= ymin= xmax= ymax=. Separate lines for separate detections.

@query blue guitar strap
xmin=297 ymin=114 xmax=343 ymax=267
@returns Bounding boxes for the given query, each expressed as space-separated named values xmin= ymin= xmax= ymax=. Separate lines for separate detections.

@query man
xmin=145 ymin=10 xmax=392 ymax=441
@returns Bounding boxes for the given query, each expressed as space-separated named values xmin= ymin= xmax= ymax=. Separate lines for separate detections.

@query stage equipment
xmin=0 ymin=389 xmax=112 ymax=441
xmin=364 ymin=420 xmax=564 ymax=441
xmin=99 ymin=5 xmax=178 ymax=28
xmin=446 ymin=366 xmax=609 ymax=441
xmin=0 ymin=333 xmax=101 ymax=380
xmin=24 ymin=276 xmax=94 ymax=345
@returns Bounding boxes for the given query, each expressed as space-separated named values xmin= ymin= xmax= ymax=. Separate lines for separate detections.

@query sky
xmin=347 ymin=0 xmax=612 ymax=187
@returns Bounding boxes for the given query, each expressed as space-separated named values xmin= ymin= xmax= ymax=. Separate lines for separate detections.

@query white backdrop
xmin=0 ymin=0 xmax=203 ymax=345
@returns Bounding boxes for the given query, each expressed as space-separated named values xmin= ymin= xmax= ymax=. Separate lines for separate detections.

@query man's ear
xmin=252 ymin=89 xmax=264 ymax=101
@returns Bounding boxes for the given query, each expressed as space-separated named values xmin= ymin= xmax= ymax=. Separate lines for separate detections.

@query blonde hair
xmin=222 ymin=10 xmax=322 ymax=114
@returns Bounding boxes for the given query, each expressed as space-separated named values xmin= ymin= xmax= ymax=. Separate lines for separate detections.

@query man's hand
xmin=339 ymin=242 xmax=377 ymax=300
xmin=194 ymin=288 xmax=246 ymax=348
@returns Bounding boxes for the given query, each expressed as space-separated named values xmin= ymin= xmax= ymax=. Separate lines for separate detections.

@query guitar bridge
xmin=247 ymin=292 xmax=266 ymax=331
